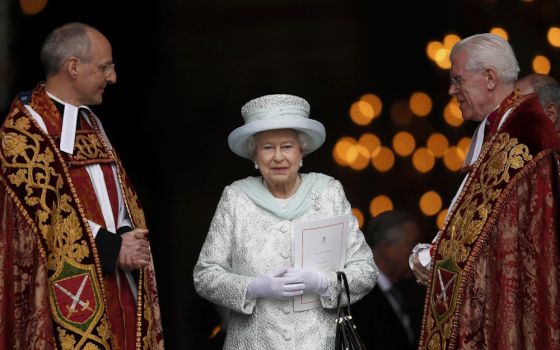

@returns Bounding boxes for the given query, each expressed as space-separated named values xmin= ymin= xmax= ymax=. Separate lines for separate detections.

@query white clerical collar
xmin=45 ymin=91 xmax=91 ymax=154
xmin=376 ymin=271 xmax=393 ymax=292
xmin=464 ymin=114 xmax=489 ymax=167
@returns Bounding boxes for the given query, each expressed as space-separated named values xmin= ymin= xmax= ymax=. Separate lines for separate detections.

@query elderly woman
xmin=193 ymin=94 xmax=377 ymax=349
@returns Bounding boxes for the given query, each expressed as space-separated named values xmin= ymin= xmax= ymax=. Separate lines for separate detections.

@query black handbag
xmin=335 ymin=271 xmax=367 ymax=350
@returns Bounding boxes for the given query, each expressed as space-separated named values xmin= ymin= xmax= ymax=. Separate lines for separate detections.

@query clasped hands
xmin=246 ymin=267 xmax=327 ymax=300
xmin=117 ymin=228 xmax=151 ymax=271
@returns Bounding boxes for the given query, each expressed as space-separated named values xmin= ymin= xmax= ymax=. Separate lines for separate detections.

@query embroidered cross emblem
xmin=432 ymin=265 xmax=459 ymax=318
xmin=54 ymin=275 xmax=94 ymax=318
xmin=50 ymin=263 xmax=101 ymax=327
xmin=436 ymin=269 xmax=456 ymax=307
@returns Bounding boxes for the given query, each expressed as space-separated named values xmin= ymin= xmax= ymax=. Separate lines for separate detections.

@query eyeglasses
xmin=449 ymin=68 xmax=485 ymax=88
xmin=449 ymin=75 xmax=466 ymax=87
xmin=76 ymin=57 xmax=116 ymax=76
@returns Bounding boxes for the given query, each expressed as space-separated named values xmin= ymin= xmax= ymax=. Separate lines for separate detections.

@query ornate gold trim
xmin=1 ymin=100 xmax=112 ymax=349
xmin=422 ymin=133 xmax=532 ymax=349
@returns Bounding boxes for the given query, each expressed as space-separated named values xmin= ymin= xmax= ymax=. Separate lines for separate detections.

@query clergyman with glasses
xmin=0 ymin=22 xmax=164 ymax=349
xmin=410 ymin=33 xmax=560 ymax=349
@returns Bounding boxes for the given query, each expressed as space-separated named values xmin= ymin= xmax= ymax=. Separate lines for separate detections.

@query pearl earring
xmin=254 ymin=162 xmax=259 ymax=170
xmin=299 ymin=160 xmax=303 ymax=167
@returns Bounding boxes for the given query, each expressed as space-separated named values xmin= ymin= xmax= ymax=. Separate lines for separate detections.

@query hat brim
xmin=228 ymin=117 xmax=326 ymax=159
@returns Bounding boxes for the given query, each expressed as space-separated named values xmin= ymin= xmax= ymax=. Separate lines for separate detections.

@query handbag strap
xmin=336 ymin=271 xmax=354 ymax=317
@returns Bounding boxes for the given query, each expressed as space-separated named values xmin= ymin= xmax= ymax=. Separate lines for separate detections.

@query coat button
xmin=281 ymin=251 xmax=290 ymax=259
xmin=283 ymin=330 xmax=291 ymax=341
xmin=280 ymin=224 xmax=288 ymax=233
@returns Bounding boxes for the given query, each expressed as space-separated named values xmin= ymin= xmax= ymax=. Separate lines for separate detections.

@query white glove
xmin=246 ymin=267 xmax=305 ymax=300
xmin=284 ymin=268 xmax=328 ymax=296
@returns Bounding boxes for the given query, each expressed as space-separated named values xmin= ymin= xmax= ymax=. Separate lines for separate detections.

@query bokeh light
xmin=390 ymin=100 xmax=414 ymax=126
xmin=412 ymin=147 xmax=435 ymax=173
xmin=360 ymin=94 xmax=383 ymax=119
xmin=426 ymin=41 xmax=444 ymax=60
xmin=369 ymin=195 xmax=394 ymax=217
xmin=359 ymin=133 xmax=382 ymax=158
xmin=444 ymin=98 xmax=463 ymax=127
xmin=350 ymin=101 xmax=375 ymax=125
xmin=352 ymin=208 xmax=365 ymax=229
xmin=409 ymin=92 xmax=433 ymax=117
xmin=333 ymin=137 xmax=357 ymax=166
xmin=490 ymin=27 xmax=509 ymax=41
xmin=457 ymin=137 xmax=471 ymax=157
xmin=548 ymin=27 xmax=560 ymax=48
xmin=426 ymin=133 xmax=449 ymax=158
xmin=371 ymin=147 xmax=395 ymax=172
xmin=20 ymin=0 xmax=48 ymax=15
xmin=392 ymin=131 xmax=416 ymax=157
xmin=443 ymin=146 xmax=464 ymax=171
xmin=436 ymin=209 xmax=449 ymax=229
xmin=419 ymin=191 xmax=443 ymax=216
xmin=435 ymin=48 xmax=451 ymax=69
xmin=427 ymin=36 xmax=457 ymax=69
xmin=532 ymin=55 xmax=551 ymax=75
xmin=348 ymin=144 xmax=370 ymax=170
xmin=443 ymin=34 xmax=461 ymax=50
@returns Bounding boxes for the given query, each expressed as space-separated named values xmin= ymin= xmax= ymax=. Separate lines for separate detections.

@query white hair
xmin=451 ymin=33 xmax=520 ymax=84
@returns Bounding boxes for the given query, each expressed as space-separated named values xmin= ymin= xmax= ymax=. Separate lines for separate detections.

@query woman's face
xmin=254 ymin=129 xmax=302 ymax=188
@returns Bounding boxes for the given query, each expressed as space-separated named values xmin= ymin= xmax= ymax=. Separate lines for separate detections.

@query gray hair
xmin=40 ymin=22 xmax=97 ymax=77
xmin=527 ymin=75 xmax=560 ymax=107
xmin=246 ymin=129 xmax=311 ymax=160
xmin=451 ymin=33 xmax=520 ymax=84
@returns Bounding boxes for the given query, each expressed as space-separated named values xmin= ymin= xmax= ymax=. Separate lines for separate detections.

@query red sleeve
xmin=456 ymin=155 xmax=560 ymax=349
xmin=0 ymin=183 xmax=54 ymax=349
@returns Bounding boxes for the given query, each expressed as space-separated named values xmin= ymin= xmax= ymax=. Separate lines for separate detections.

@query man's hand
xmin=117 ymin=228 xmax=150 ymax=271
xmin=411 ymin=253 xmax=430 ymax=287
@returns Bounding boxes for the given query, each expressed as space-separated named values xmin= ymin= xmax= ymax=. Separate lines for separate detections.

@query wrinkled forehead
xmin=450 ymin=51 xmax=470 ymax=75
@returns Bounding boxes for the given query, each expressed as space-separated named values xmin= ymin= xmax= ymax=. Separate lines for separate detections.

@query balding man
xmin=0 ymin=23 xmax=164 ymax=349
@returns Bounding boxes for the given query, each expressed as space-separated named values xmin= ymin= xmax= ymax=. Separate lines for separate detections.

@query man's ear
xmin=485 ymin=68 xmax=498 ymax=90
xmin=546 ymin=103 xmax=558 ymax=125
xmin=66 ymin=57 xmax=80 ymax=79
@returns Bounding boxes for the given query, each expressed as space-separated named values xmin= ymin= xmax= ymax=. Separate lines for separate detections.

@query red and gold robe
xmin=419 ymin=91 xmax=560 ymax=349
xmin=0 ymin=86 xmax=164 ymax=349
